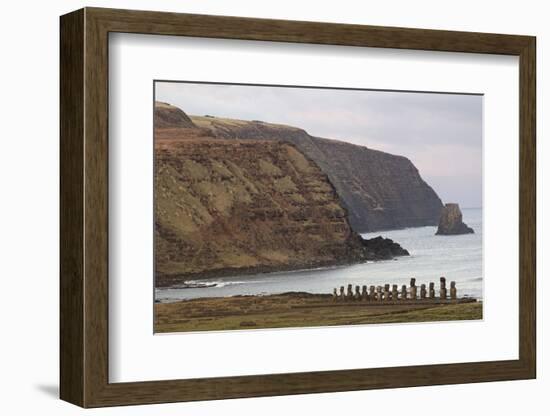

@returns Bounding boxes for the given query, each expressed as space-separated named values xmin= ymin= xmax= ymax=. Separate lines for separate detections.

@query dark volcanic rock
xmin=187 ymin=111 xmax=443 ymax=233
xmin=360 ymin=236 xmax=410 ymax=260
xmin=310 ymin=138 xmax=443 ymax=232
xmin=436 ymin=203 xmax=474 ymax=235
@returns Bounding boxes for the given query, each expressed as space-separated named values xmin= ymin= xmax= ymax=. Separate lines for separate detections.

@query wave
xmin=165 ymin=279 xmax=268 ymax=289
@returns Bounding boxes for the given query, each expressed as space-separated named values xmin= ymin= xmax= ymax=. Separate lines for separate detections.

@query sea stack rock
xmin=436 ymin=203 xmax=474 ymax=235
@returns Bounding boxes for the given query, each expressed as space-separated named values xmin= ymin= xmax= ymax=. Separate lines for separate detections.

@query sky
xmin=156 ymin=82 xmax=483 ymax=208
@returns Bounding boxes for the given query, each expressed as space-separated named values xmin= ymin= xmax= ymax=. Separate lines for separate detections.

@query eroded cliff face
xmin=436 ymin=203 xmax=474 ymax=235
xmin=190 ymin=114 xmax=443 ymax=232
xmin=155 ymin=103 xmax=422 ymax=286
xmin=155 ymin=130 xmax=381 ymax=285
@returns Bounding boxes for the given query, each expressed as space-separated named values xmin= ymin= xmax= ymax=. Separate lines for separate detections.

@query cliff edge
xmin=189 ymin=112 xmax=443 ymax=232
xmin=154 ymin=105 xmax=409 ymax=284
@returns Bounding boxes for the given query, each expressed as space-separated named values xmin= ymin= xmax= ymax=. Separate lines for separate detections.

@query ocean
xmin=155 ymin=208 xmax=483 ymax=302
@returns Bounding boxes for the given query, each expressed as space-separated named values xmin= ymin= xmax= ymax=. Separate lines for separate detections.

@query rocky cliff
xmin=436 ymin=203 xmax=474 ymax=235
xmin=154 ymin=101 xmax=195 ymax=129
xmin=190 ymin=114 xmax=443 ymax=232
xmin=155 ymin=114 xmax=408 ymax=285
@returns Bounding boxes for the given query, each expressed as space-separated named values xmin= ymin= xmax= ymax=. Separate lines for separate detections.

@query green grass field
xmin=155 ymin=293 xmax=482 ymax=333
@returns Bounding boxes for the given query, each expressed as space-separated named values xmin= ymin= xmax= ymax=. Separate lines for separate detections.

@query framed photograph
xmin=60 ymin=7 xmax=536 ymax=408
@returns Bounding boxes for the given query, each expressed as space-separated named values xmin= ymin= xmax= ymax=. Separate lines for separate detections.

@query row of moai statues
xmin=332 ymin=277 xmax=457 ymax=302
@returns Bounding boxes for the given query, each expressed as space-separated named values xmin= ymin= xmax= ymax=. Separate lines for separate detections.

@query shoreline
xmin=156 ymin=255 xmax=395 ymax=288
xmin=156 ymin=235 xmax=410 ymax=288
xmin=156 ymin=261 xmax=375 ymax=291
xmin=154 ymin=291 xmax=482 ymax=333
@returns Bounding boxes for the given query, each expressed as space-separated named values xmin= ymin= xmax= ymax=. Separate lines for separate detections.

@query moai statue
xmin=376 ymin=286 xmax=383 ymax=302
xmin=333 ymin=288 xmax=338 ymax=301
xmin=410 ymin=284 xmax=417 ymax=300
xmin=401 ymin=284 xmax=408 ymax=300
xmin=429 ymin=282 xmax=435 ymax=299
xmin=369 ymin=285 xmax=376 ymax=301
xmin=392 ymin=284 xmax=399 ymax=301
xmin=450 ymin=281 xmax=457 ymax=300
xmin=384 ymin=284 xmax=391 ymax=301
xmin=339 ymin=286 xmax=345 ymax=300
xmin=420 ymin=284 xmax=427 ymax=299
xmin=440 ymin=277 xmax=447 ymax=300
xmin=410 ymin=277 xmax=417 ymax=299
xmin=347 ymin=284 xmax=353 ymax=300
xmin=362 ymin=285 xmax=368 ymax=301
xmin=355 ymin=285 xmax=361 ymax=300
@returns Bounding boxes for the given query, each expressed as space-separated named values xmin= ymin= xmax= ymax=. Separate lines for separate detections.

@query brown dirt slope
xmin=155 ymin=129 xmax=374 ymax=285
xmin=154 ymin=101 xmax=195 ymax=129
xmin=190 ymin=113 xmax=443 ymax=232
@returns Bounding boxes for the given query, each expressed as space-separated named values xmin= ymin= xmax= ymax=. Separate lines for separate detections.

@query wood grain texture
xmin=518 ymin=38 xmax=536 ymax=375
xmin=59 ymin=7 xmax=537 ymax=408
xmin=59 ymin=8 xmax=84 ymax=406
xmin=83 ymin=10 xmax=110 ymax=406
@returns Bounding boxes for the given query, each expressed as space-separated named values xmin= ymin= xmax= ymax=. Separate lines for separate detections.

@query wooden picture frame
xmin=60 ymin=7 xmax=536 ymax=408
